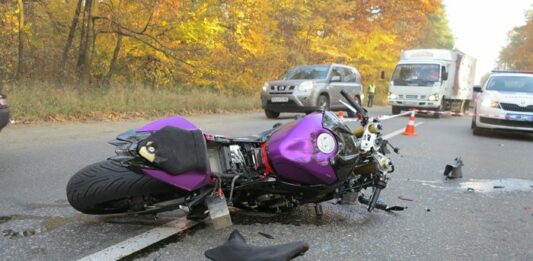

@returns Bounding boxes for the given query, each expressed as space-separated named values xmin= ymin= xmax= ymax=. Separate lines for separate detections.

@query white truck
xmin=387 ymin=49 xmax=476 ymax=117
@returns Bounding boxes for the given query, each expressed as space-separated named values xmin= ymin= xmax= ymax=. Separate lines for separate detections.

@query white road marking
xmin=78 ymin=217 xmax=200 ymax=261
xmin=383 ymin=122 xmax=424 ymax=140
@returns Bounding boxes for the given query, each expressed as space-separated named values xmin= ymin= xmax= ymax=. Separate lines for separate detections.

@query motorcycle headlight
xmin=316 ymin=133 xmax=336 ymax=154
xmin=262 ymin=82 xmax=269 ymax=92
xmin=388 ymin=92 xmax=397 ymax=100
xmin=298 ymin=81 xmax=314 ymax=92
xmin=428 ymin=93 xmax=439 ymax=101
xmin=481 ymin=97 xmax=499 ymax=108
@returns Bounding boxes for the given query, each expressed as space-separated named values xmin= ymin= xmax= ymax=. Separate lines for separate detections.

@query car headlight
xmin=388 ymin=92 xmax=397 ymax=100
xmin=298 ymin=81 xmax=313 ymax=92
xmin=428 ymin=93 xmax=439 ymax=101
xmin=316 ymin=132 xmax=336 ymax=154
xmin=262 ymin=82 xmax=269 ymax=92
xmin=481 ymin=97 xmax=499 ymax=108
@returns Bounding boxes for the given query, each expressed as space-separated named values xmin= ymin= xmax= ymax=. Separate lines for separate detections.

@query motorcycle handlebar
xmin=340 ymin=90 xmax=368 ymax=122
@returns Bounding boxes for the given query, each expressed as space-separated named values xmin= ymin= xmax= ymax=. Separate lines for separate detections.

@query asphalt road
xmin=1 ymin=107 xmax=532 ymax=260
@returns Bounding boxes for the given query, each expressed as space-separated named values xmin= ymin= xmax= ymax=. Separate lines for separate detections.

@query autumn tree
xmin=499 ymin=9 xmax=533 ymax=70
xmin=0 ymin=0 xmax=455 ymax=91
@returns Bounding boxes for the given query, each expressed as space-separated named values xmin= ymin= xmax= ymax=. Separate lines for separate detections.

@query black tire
xmin=433 ymin=99 xmax=445 ymax=118
xmin=471 ymin=121 xmax=485 ymax=136
xmin=66 ymin=160 xmax=184 ymax=215
xmin=264 ymin=109 xmax=280 ymax=119
xmin=317 ymin=94 xmax=330 ymax=111
xmin=391 ymin=106 xmax=401 ymax=115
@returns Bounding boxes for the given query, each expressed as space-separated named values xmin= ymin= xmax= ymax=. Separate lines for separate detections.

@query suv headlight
xmin=481 ymin=97 xmax=499 ymax=108
xmin=428 ymin=93 xmax=439 ymax=101
xmin=298 ymin=81 xmax=313 ymax=92
xmin=388 ymin=92 xmax=397 ymax=100
xmin=262 ymin=82 xmax=269 ymax=92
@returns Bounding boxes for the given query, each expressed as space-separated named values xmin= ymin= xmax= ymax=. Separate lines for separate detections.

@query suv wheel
xmin=264 ymin=110 xmax=280 ymax=119
xmin=317 ymin=95 xmax=330 ymax=111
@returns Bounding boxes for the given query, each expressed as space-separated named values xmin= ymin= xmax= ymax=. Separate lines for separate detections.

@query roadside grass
xmin=4 ymin=83 xmax=261 ymax=123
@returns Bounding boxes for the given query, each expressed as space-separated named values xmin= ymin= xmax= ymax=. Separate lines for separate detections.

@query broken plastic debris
xmin=398 ymin=195 xmax=415 ymax=201
xmin=205 ymin=230 xmax=309 ymax=261
xmin=443 ymin=157 xmax=463 ymax=179
xmin=466 ymin=187 xmax=475 ymax=192
xmin=493 ymin=186 xmax=504 ymax=189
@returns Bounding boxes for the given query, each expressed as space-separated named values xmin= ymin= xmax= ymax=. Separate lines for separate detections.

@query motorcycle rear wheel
xmin=67 ymin=160 xmax=186 ymax=215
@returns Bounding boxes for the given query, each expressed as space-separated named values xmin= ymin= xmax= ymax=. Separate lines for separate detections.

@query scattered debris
xmin=443 ymin=157 xmax=463 ymax=179
xmin=205 ymin=230 xmax=309 ymax=261
xmin=258 ymin=232 xmax=274 ymax=239
xmin=426 ymin=208 xmax=431 ymax=212
xmin=2 ymin=228 xmax=43 ymax=239
xmin=493 ymin=186 xmax=505 ymax=189
xmin=398 ymin=195 xmax=415 ymax=201
xmin=466 ymin=187 xmax=475 ymax=193
xmin=0 ymin=216 xmax=12 ymax=224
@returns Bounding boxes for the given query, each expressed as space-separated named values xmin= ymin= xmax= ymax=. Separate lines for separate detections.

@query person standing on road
xmin=367 ymin=82 xmax=376 ymax=107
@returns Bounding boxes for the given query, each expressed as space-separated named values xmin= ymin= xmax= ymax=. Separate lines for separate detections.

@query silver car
xmin=260 ymin=64 xmax=363 ymax=118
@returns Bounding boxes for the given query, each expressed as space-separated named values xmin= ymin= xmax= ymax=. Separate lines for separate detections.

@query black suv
xmin=0 ymin=93 xmax=9 ymax=131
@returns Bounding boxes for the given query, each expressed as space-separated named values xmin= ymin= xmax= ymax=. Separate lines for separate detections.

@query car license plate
xmin=506 ymin=113 xmax=533 ymax=122
xmin=271 ymin=97 xmax=288 ymax=103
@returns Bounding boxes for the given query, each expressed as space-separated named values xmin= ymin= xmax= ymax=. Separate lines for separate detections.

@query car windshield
xmin=392 ymin=64 xmax=440 ymax=87
xmin=284 ymin=66 xmax=329 ymax=80
xmin=485 ymin=76 xmax=533 ymax=93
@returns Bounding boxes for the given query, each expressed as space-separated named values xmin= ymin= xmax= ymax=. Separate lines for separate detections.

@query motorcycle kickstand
xmin=314 ymin=203 xmax=324 ymax=217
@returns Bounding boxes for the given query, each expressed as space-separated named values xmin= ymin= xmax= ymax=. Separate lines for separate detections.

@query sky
xmin=443 ymin=0 xmax=532 ymax=84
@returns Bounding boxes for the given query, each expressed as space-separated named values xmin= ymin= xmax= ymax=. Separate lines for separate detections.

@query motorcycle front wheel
xmin=66 ymin=160 xmax=187 ymax=215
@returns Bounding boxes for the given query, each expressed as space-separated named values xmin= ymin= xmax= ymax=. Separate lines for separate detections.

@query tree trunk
xmin=102 ymin=33 xmax=123 ymax=87
xmin=60 ymin=0 xmax=83 ymax=76
xmin=16 ymin=0 xmax=24 ymax=81
xmin=76 ymin=0 xmax=93 ymax=84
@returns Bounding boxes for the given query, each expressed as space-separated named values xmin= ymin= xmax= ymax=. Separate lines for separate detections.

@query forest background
xmin=0 ymin=0 xmax=507 ymax=122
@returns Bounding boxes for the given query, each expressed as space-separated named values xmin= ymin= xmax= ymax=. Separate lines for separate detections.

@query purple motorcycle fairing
xmin=137 ymin=115 xmax=212 ymax=191
xmin=267 ymin=112 xmax=338 ymax=185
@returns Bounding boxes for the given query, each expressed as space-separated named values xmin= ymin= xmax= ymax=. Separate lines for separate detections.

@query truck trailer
xmin=388 ymin=49 xmax=476 ymax=117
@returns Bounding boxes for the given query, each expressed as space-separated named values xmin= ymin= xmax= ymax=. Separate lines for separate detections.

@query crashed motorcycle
xmin=67 ymin=91 xmax=403 ymax=221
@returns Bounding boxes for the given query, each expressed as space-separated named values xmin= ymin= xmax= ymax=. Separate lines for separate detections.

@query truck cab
xmin=388 ymin=49 xmax=476 ymax=117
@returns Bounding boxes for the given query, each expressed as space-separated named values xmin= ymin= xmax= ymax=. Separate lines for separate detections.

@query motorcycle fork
xmin=367 ymin=173 xmax=387 ymax=212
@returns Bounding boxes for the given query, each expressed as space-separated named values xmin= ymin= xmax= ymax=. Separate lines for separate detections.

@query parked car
xmin=471 ymin=70 xmax=533 ymax=135
xmin=0 ymin=93 xmax=9 ymax=131
xmin=260 ymin=64 xmax=363 ymax=119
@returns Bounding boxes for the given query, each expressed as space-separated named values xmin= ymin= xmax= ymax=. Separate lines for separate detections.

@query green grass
xmin=4 ymin=83 xmax=261 ymax=123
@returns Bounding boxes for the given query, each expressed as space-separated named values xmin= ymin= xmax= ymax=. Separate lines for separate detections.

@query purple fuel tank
xmin=138 ymin=115 xmax=212 ymax=191
xmin=267 ymin=112 xmax=338 ymax=185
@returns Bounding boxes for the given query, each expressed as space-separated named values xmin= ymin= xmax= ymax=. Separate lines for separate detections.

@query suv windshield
xmin=485 ymin=76 xmax=533 ymax=93
xmin=284 ymin=65 xmax=329 ymax=80
xmin=392 ymin=64 xmax=440 ymax=87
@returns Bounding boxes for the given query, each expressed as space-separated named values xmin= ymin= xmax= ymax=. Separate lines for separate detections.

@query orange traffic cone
xmin=338 ymin=111 xmax=344 ymax=121
xmin=403 ymin=111 xmax=416 ymax=136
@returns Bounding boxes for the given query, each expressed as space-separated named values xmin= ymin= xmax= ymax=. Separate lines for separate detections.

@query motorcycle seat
xmin=205 ymin=230 xmax=309 ymax=261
